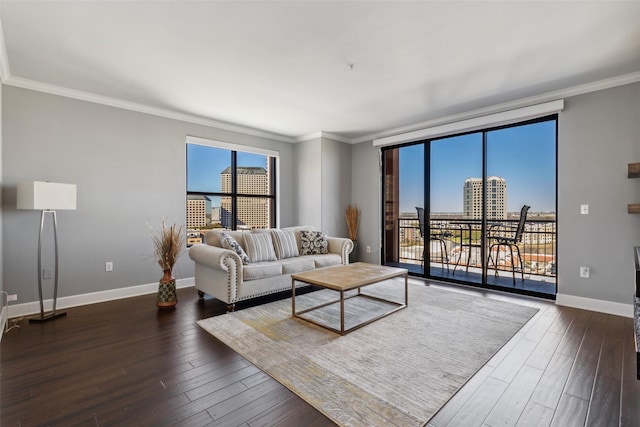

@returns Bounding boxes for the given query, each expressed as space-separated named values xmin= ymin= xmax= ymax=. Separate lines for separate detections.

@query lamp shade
xmin=17 ymin=181 xmax=77 ymax=210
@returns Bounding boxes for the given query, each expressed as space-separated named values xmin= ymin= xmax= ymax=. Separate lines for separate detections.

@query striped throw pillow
xmin=243 ymin=232 xmax=277 ymax=263
xmin=270 ymin=229 xmax=299 ymax=259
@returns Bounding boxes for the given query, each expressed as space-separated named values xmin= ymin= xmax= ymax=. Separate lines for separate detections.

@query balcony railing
xmin=397 ymin=217 xmax=556 ymax=278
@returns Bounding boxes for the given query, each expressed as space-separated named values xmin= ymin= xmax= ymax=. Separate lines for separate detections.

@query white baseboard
xmin=7 ymin=277 xmax=195 ymax=319
xmin=556 ymin=293 xmax=634 ymax=318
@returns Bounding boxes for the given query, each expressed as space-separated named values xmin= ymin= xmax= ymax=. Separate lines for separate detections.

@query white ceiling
xmin=2 ymin=1 xmax=640 ymax=143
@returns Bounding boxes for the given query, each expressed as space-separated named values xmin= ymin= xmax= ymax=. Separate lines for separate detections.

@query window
xmin=381 ymin=115 xmax=557 ymax=298
xmin=186 ymin=137 xmax=277 ymax=245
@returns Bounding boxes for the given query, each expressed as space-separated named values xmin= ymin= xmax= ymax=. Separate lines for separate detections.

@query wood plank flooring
xmin=1 ymin=281 xmax=639 ymax=426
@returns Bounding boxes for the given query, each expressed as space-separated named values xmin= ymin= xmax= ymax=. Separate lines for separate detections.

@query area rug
xmin=197 ymin=280 xmax=538 ymax=426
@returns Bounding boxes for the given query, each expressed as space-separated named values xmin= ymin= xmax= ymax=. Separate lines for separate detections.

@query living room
xmin=2 ymin=1 xmax=640 ymax=426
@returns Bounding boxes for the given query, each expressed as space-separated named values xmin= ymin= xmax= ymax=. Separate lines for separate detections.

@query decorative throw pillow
xmin=300 ymin=230 xmax=329 ymax=255
xmin=243 ymin=232 xmax=277 ymax=263
xmin=271 ymin=229 xmax=299 ymax=260
xmin=220 ymin=232 xmax=251 ymax=265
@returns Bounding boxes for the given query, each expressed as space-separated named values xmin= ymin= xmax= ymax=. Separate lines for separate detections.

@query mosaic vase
xmin=157 ymin=269 xmax=177 ymax=310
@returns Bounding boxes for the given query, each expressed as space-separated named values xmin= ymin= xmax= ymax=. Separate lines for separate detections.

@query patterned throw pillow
xmin=300 ymin=230 xmax=329 ymax=255
xmin=270 ymin=229 xmax=299 ymax=260
xmin=243 ymin=232 xmax=277 ymax=263
xmin=220 ymin=232 xmax=251 ymax=265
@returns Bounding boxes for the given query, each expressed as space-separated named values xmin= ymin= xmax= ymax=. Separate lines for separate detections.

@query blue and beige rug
xmin=198 ymin=280 xmax=538 ymax=426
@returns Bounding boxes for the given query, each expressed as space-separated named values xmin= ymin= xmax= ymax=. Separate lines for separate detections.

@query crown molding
xmin=3 ymin=75 xmax=297 ymax=143
xmin=295 ymin=131 xmax=352 ymax=144
xmin=354 ymin=70 xmax=640 ymax=145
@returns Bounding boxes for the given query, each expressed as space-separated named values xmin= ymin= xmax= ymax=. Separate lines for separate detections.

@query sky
xmin=187 ymin=144 xmax=269 ymax=208
xmin=399 ymin=119 xmax=556 ymax=213
xmin=187 ymin=144 xmax=269 ymax=193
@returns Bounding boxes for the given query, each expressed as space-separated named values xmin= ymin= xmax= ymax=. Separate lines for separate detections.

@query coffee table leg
xmin=340 ymin=290 xmax=345 ymax=335
xmin=291 ymin=277 xmax=296 ymax=316
xmin=405 ymin=273 xmax=408 ymax=306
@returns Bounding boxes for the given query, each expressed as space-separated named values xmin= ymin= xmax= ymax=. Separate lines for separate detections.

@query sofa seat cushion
xmin=299 ymin=254 xmax=342 ymax=269
xmin=243 ymin=262 xmax=283 ymax=281
xmin=280 ymin=257 xmax=315 ymax=275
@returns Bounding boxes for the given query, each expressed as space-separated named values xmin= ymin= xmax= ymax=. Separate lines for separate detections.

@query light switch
xmin=580 ymin=266 xmax=590 ymax=278
xmin=580 ymin=204 xmax=589 ymax=215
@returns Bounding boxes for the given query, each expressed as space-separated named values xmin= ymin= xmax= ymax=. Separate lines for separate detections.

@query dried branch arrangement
xmin=152 ymin=221 xmax=185 ymax=271
xmin=345 ymin=204 xmax=360 ymax=241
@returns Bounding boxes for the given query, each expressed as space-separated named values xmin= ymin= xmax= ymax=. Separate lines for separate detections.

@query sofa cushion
xmin=220 ymin=232 xmax=250 ymax=265
xmin=205 ymin=229 xmax=246 ymax=248
xmin=282 ymin=225 xmax=315 ymax=252
xmin=300 ymin=230 xmax=329 ymax=255
xmin=271 ymin=229 xmax=299 ymax=260
xmin=243 ymin=232 xmax=277 ymax=263
xmin=310 ymin=254 xmax=342 ymax=268
xmin=243 ymin=262 xmax=283 ymax=281
xmin=280 ymin=257 xmax=315 ymax=275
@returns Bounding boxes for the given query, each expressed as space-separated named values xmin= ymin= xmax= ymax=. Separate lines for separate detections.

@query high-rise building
xmin=186 ymin=195 xmax=209 ymax=228
xmin=463 ymin=176 xmax=507 ymax=219
xmin=221 ymin=166 xmax=270 ymax=229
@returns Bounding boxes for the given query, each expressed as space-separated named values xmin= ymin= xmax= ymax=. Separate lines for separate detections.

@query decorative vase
xmin=349 ymin=240 xmax=359 ymax=264
xmin=157 ymin=269 xmax=177 ymax=310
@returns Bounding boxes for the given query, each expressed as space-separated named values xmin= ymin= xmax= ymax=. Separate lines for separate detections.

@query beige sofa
xmin=188 ymin=226 xmax=353 ymax=311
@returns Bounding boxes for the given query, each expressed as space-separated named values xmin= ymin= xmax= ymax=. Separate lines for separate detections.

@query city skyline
xmin=399 ymin=120 xmax=556 ymax=214
xmin=187 ymin=144 xmax=273 ymax=231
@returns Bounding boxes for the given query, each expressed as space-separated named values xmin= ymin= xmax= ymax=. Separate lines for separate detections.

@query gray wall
xmin=294 ymin=136 xmax=352 ymax=238
xmin=6 ymin=80 xmax=639 ymax=308
xmin=558 ymin=82 xmax=640 ymax=304
xmin=294 ymin=138 xmax=322 ymax=229
xmin=351 ymin=140 xmax=381 ymax=264
xmin=321 ymin=137 xmax=351 ymax=238
xmin=352 ymin=81 xmax=640 ymax=305
xmin=2 ymin=86 xmax=297 ymax=304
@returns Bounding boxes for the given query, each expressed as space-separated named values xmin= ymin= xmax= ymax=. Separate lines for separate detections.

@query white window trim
xmin=186 ymin=135 xmax=280 ymax=158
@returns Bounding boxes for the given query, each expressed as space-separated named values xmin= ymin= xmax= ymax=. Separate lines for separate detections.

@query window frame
xmin=185 ymin=136 xmax=279 ymax=239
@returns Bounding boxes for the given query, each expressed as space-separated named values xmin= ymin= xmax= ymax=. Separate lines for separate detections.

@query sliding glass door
xmin=382 ymin=116 xmax=557 ymax=298
xmin=485 ymin=121 xmax=557 ymax=294
xmin=429 ymin=133 xmax=482 ymax=282
xmin=383 ymin=144 xmax=424 ymax=275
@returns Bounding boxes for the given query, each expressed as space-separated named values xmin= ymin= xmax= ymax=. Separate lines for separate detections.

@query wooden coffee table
xmin=291 ymin=262 xmax=408 ymax=335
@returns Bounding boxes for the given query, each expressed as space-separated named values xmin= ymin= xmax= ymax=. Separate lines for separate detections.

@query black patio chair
xmin=416 ymin=207 xmax=451 ymax=272
xmin=487 ymin=204 xmax=530 ymax=285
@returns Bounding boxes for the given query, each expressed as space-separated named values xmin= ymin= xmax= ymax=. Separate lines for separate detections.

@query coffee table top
xmin=291 ymin=262 xmax=407 ymax=292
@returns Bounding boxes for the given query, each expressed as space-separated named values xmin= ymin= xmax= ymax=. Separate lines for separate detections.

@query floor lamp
xmin=17 ymin=181 xmax=77 ymax=322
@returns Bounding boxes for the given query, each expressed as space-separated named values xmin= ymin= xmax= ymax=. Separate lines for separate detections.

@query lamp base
xmin=29 ymin=311 xmax=67 ymax=322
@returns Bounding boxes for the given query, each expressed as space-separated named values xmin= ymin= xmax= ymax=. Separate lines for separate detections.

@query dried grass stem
xmin=152 ymin=221 xmax=185 ymax=272
xmin=345 ymin=204 xmax=360 ymax=241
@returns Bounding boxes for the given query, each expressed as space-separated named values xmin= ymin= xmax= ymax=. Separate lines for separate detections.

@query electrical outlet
xmin=580 ymin=204 xmax=589 ymax=215
xmin=42 ymin=268 xmax=52 ymax=279
xmin=106 ymin=262 xmax=113 ymax=272
xmin=7 ymin=294 xmax=17 ymax=302
xmin=366 ymin=246 xmax=371 ymax=253
xmin=580 ymin=266 xmax=590 ymax=278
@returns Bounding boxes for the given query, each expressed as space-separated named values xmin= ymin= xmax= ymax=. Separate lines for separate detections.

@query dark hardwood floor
xmin=1 ymin=281 xmax=639 ymax=426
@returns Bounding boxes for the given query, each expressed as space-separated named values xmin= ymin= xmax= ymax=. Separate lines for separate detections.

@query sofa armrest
xmin=327 ymin=237 xmax=354 ymax=265
xmin=188 ymin=244 xmax=243 ymax=303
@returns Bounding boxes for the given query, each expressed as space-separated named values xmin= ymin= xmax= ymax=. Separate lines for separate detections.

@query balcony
xmin=388 ymin=217 xmax=556 ymax=297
